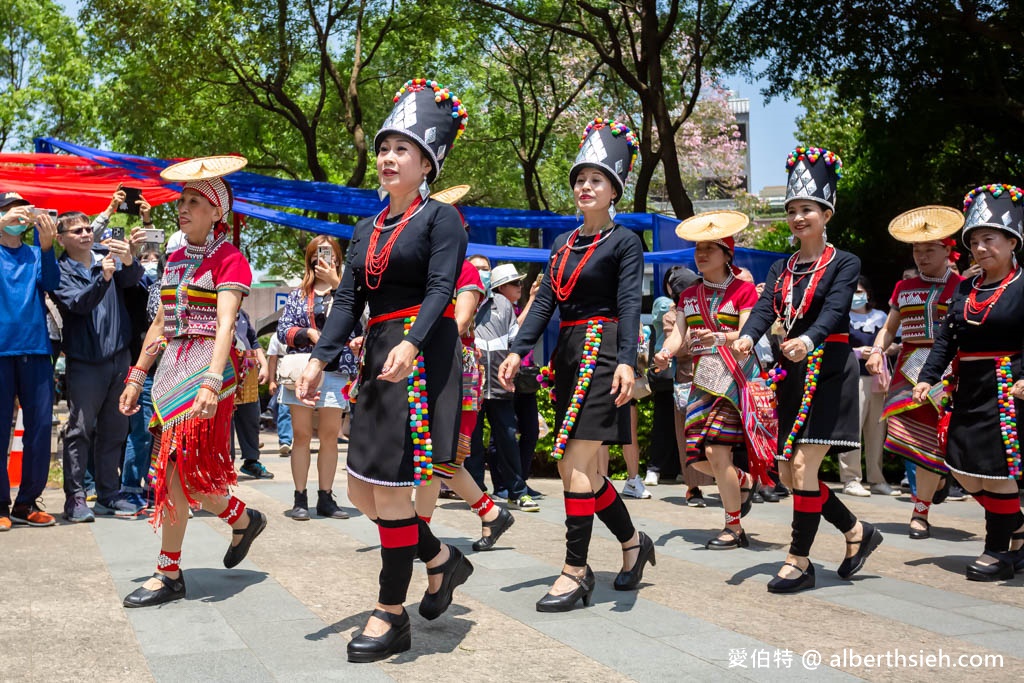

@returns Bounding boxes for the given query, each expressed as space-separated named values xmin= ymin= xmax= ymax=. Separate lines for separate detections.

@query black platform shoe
xmin=614 ymin=531 xmax=656 ymax=591
xmin=536 ymin=566 xmax=595 ymax=612
xmin=966 ymin=553 xmax=1015 ymax=582
xmin=767 ymin=561 xmax=815 ymax=594
xmin=740 ymin=475 xmax=755 ymax=518
xmin=224 ymin=508 xmax=267 ymax=569
xmin=347 ymin=608 xmax=411 ymax=663
xmin=472 ymin=507 xmax=515 ymax=552
xmin=123 ymin=572 xmax=186 ymax=608
xmin=909 ymin=517 xmax=931 ymax=540
xmin=760 ymin=485 xmax=780 ymax=503
xmin=706 ymin=527 xmax=750 ymax=550
xmin=418 ymin=545 xmax=474 ymax=620
xmin=1012 ymin=532 xmax=1024 ymax=572
xmin=837 ymin=521 xmax=883 ymax=579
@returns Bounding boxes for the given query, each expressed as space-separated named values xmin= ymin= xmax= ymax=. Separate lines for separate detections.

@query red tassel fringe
xmin=150 ymin=395 xmax=238 ymax=530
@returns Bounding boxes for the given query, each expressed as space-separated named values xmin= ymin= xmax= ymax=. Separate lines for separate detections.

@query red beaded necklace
xmin=773 ymin=244 xmax=836 ymax=332
xmin=365 ymin=196 xmax=424 ymax=290
xmin=550 ymin=226 xmax=612 ymax=302
xmin=964 ymin=265 xmax=1020 ymax=325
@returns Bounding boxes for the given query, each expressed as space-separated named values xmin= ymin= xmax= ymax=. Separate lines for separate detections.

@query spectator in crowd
xmin=278 ymin=236 xmax=351 ymax=520
xmin=621 ymin=322 xmax=652 ymax=498
xmin=492 ymin=264 xmax=542 ymax=498
xmin=472 ymin=261 xmax=538 ymax=511
xmin=643 ymin=294 xmax=681 ymax=487
xmin=121 ymin=203 xmax=162 ymax=510
xmin=54 ymin=190 xmax=146 ymax=522
xmin=232 ymin=309 xmax=272 ymax=479
xmin=266 ymin=334 xmax=294 ymax=456
xmin=0 ymin=192 xmax=60 ymax=530
xmin=840 ymin=276 xmax=896 ymax=497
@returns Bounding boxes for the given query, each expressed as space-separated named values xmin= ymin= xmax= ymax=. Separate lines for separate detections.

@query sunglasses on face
xmin=60 ymin=226 xmax=93 ymax=236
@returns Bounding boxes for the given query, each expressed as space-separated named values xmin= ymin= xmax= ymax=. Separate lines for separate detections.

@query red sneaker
xmin=11 ymin=503 xmax=56 ymax=527
xmin=0 ymin=514 xmax=11 ymax=532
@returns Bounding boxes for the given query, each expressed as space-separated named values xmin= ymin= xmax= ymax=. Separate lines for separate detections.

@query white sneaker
xmin=643 ymin=470 xmax=660 ymax=487
xmin=843 ymin=480 xmax=871 ymax=497
xmin=870 ymin=482 xmax=900 ymax=496
xmin=622 ymin=476 xmax=652 ymax=499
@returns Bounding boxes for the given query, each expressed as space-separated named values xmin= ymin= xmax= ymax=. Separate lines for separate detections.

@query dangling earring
xmin=376 ymin=186 xmax=388 ymax=201
xmin=822 ymin=228 xmax=828 ymax=244
xmin=419 ymin=178 xmax=430 ymax=201
xmin=608 ymin=203 xmax=617 ymax=221
xmin=575 ymin=208 xmax=582 ymax=222
xmin=788 ymin=234 xmax=797 ymax=247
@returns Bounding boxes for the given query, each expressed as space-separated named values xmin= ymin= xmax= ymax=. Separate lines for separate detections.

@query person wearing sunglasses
xmin=53 ymin=189 xmax=148 ymax=523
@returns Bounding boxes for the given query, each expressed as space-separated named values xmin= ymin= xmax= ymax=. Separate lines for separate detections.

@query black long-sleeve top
xmin=740 ymin=249 xmax=861 ymax=346
xmin=313 ymin=199 xmax=467 ymax=365
xmin=511 ymin=225 xmax=644 ymax=366
xmin=920 ymin=273 xmax=1024 ymax=385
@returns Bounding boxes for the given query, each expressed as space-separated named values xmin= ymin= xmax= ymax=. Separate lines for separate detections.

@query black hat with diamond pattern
xmin=784 ymin=146 xmax=843 ymax=213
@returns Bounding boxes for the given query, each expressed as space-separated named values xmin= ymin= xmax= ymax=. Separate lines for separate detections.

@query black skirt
xmin=947 ymin=355 xmax=1024 ymax=479
xmin=552 ymin=320 xmax=630 ymax=445
xmin=775 ymin=338 xmax=861 ymax=458
xmin=347 ymin=316 xmax=461 ymax=486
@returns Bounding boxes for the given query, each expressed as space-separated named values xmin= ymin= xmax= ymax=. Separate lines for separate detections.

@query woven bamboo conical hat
xmin=160 ymin=155 xmax=248 ymax=182
xmin=887 ymin=205 xmax=964 ymax=243
xmin=675 ymin=210 xmax=749 ymax=242
xmin=431 ymin=184 xmax=470 ymax=205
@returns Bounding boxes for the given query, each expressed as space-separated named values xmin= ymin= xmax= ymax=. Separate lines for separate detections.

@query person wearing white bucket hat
xmin=489 ymin=263 xmax=525 ymax=290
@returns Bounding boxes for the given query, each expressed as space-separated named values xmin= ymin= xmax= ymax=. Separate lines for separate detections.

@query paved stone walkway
xmin=3 ymin=435 xmax=1023 ymax=682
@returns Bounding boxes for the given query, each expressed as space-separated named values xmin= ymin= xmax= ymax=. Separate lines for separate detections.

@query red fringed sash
xmin=150 ymin=394 xmax=238 ymax=529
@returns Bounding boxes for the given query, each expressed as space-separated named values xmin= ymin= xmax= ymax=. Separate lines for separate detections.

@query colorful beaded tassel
xmin=404 ymin=316 xmax=433 ymax=486
xmin=996 ymin=356 xmax=1021 ymax=478
xmin=552 ymin=321 xmax=602 ymax=460
xmin=782 ymin=345 xmax=824 ymax=460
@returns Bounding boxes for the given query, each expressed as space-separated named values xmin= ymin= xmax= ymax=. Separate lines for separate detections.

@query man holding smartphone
xmin=53 ymin=188 xmax=146 ymax=522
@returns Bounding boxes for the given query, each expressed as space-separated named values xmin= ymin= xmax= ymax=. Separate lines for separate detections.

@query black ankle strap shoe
xmin=347 ymin=608 xmax=411 ymax=663
xmin=123 ymin=572 xmax=186 ymax=608
xmin=418 ymin=545 xmax=474 ymax=620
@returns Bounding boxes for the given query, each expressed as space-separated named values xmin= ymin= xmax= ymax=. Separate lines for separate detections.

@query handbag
xmin=514 ymin=365 xmax=541 ymax=394
xmin=630 ymin=373 xmax=652 ymax=400
xmin=277 ymin=352 xmax=311 ymax=389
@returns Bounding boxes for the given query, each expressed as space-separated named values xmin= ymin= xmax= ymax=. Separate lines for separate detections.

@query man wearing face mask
xmin=53 ymin=191 xmax=146 ymax=522
xmin=0 ymin=191 xmax=61 ymax=531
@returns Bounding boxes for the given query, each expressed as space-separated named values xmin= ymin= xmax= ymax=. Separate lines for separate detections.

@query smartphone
xmin=317 ymin=244 xmax=334 ymax=266
xmin=111 ymin=226 xmax=126 ymax=242
xmin=143 ymin=228 xmax=164 ymax=243
xmin=120 ymin=187 xmax=143 ymax=216
xmin=30 ymin=208 xmax=58 ymax=219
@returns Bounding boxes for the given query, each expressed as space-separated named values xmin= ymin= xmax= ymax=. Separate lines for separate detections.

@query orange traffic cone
xmin=8 ymin=407 xmax=24 ymax=487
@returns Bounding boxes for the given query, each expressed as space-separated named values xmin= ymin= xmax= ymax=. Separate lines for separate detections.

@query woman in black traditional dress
xmin=297 ymin=77 xmax=471 ymax=662
xmin=914 ymin=184 xmax=1024 ymax=581
xmin=734 ymin=147 xmax=882 ymax=593
xmin=498 ymin=118 xmax=653 ymax=611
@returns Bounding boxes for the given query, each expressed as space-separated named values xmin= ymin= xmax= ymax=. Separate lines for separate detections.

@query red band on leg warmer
xmin=218 ymin=496 xmax=246 ymax=525
xmin=157 ymin=549 xmax=181 ymax=573
xmin=471 ymin=494 xmax=494 ymax=518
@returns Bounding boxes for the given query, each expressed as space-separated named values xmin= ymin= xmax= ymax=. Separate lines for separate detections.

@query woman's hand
xmin=865 ymin=350 xmax=885 ymax=376
xmin=138 ymin=195 xmax=152 ymax=223
xmin=780 ymin=338 xmax=808 ymax=363
xmin=498 ymin=352 xmax=522 ymax=392
xmin=912 ymin=382 xmax=932 ymax=404
xmin=377 ymin=340 xmax=418 ymax=382
xmin=610 ymin=364 xmax=635 ymax=407
xmin=191 ymin=386 xmax=219 ymax=420
xmin=695 ymin=330 xmax=723 ymax=348
xmin=732 ymin=336 xmax=754 ymax=356
xmin=35 ymin=212 xmax=57 ymax=251
xmin=257 ymin=361 xmax=269 ymax=385
xmin=652 ymin=349 xmax=672 ymax=372
xmin=315 ymin=261 xmax=341 ymax=290
xmin=296 ymin=358 xmax=325 ymax=406
xmin=1010 ymin=380 xmax=1024 ymax=400
xmin=348 ymin=335 xmax=364 ymax=356
xmin=119 ymin=384 xmax=141 ymax=416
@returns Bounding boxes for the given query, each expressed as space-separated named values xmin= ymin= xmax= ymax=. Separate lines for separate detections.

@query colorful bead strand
xmin=996 ymin=356 xmax=1021 ymax=478
xmin=404 ymin=316 xmax=433 ymax=486
xmin=536 ymin=365 xmax=556 ymax=401
xmin=782 ymin=345 xmax=824 ymax=460
xmin=552 ymin=321 xmax=602 ymax=460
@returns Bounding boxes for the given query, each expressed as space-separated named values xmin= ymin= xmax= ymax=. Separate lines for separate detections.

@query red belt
xmin=559 ymin=316 xmax=617 ymax=329
xmin=824 ymin=333 xmax=849 ymax=344
xmin=957 ymin=350 xmax=1019 ymax=361
xmin=367 ymin=303 xmax=455 ymax=331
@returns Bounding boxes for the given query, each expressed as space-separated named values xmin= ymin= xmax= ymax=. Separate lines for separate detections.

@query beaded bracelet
xmin=124 ymin=365 xmax=147 ymax=388
xmin=199 ymin=372 xmax=223 ymax=395
xmin=712 ymin=332 xmax=727 ymax=347
xmin=869 ymin=346 xmax=884 ymax=356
